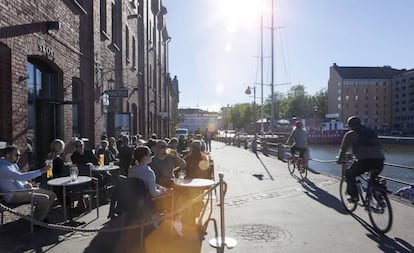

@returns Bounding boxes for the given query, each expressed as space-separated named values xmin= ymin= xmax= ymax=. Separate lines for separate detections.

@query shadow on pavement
xmin=350 ymin=213 xmax=414 ymax=253
xmin=255 ymin=155 xmax=274 ymax=181
xmin=300 ymin=179 xmax=347 ymax=214
xmin=0 ymin=205 xmax=94 ymax=253
xmin=84 ymin=218 xmax=203 ymax=253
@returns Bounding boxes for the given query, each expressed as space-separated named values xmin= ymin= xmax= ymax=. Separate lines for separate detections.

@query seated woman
xmin=48 ymin=139 xmax=68 ymax=204
xmin=129 ymin=146 xmax=172 ymax=219
xmin=183 ymin=140 xmax=211 ymax=179
xmin=129 ymin=146 xmax=167 ymax=198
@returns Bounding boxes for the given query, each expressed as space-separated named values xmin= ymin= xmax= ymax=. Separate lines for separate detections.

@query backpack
xmin=356 ymin=125 xmax=380 ymax=146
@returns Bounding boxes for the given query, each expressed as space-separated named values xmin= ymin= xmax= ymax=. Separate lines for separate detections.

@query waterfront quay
xmin=1 ymin=141 xmax=413 ymax=253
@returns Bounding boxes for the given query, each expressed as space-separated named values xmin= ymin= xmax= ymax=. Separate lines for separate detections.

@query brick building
xmin=0 ymin=0 xmax=179 ymax=169
xmin=391 ymin=69 xmax=414 ymax=132
xmin=328 ymin=63 xmax=405 ymax=130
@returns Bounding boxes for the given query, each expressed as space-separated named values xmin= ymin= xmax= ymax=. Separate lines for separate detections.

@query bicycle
xmin=287 ymin=150 xmax=308 ymax=180
xmin=339 ymin=154 xmax=393 ymax=233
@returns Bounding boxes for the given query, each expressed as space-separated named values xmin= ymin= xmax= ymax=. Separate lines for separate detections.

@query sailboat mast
xmin=260 ymin=13 xmax=264 ymax=134
xmin=270 ymin=0 xmax=275 ymax=131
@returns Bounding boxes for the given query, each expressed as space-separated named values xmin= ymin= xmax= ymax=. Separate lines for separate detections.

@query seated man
xmin=0 ymin=144 xmax=56 ymax=222
xmin=71 ymin=139 xmax=98 ymax=167
xmin=96 ymin=140 xmax=118 ymax=165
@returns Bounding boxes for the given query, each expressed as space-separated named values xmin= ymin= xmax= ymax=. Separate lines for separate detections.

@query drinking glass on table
xmin=99 ymin=154 xmax=104 ymax=167
xmin=178 ymin=170 xmax=186 ymax=181
xmin=70 ymin=166 xmax=79 ymax=181
xmin=45 ymin=159 xmax=53 ymax=178
xmin=166 ymin=148 xmax=176 ymax=156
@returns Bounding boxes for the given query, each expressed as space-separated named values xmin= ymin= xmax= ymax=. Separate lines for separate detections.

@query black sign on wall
xmin=106 ymin=89 xmax=128 ymax=98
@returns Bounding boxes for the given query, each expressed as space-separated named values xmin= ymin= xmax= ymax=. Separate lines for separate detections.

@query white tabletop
xmin=47 ymin=176 xmax=92 ymax=186
xmin=92 ymin=165 xmax=120 ymax=171
xmin=174 ymin=178 xmax=216 ymax=188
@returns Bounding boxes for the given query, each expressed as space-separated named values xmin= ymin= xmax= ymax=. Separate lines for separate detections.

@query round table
xmin=91 ymin=165 xmax=120 ymax=172
xmin=173 ymin=178 xmax=215 ymax=188
xmin=47 ymin=176 xmax=94 ymax=222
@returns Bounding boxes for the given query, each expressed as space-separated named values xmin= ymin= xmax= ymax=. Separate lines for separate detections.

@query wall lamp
xmin=46 ymin=21 xmax=60 ymax=32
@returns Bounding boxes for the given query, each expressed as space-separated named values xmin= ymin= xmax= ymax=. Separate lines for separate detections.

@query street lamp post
xmin=313 ymin=105 xmax=319 ymax=129
xmin=245 ymin=86 xmax=256 ymax=129
xmin=245 ymin=86 xmax=258 ymax=153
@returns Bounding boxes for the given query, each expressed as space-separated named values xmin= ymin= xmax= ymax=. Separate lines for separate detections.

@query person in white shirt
xmin=0 ymin=144 xmax=56 ymax=221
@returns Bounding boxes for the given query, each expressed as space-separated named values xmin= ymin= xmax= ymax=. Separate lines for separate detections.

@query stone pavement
xmin=1 ymin=141 xmax=413 ymax=253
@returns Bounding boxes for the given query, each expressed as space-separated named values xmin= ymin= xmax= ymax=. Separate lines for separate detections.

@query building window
xmin=100 ymin=0 xmax=108 ymax=37
xmin=111 ymin=2 xmax=119 ymax=46
xmin=132 ymin=36 xmax=136 ymax=67
xmin=338 ymin=89 xmax=341 ymax=94
xmin=72 ymin=80 xmax=81 ymax=135
xmin=125 ymin=26 xmax=130 ymax=63
xmin=355 ymin=95 xmax=358 ymax=100
xmin=338 ymin=96 xmax=341 ymax=101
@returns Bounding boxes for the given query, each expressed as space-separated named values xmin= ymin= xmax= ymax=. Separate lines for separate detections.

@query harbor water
xmin=308 ymin=144 xmax=414 ymax=193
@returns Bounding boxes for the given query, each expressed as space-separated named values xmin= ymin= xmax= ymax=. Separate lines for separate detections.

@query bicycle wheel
xmin=367 ymin=189 xmax=393 ymax=233
xmin=298 ymin=159 xmax=307 ymax=180
xmin=287 ymin=156 xmax=295 ymax=174
xmin=339 ymin=178 xmax=357 ymax=212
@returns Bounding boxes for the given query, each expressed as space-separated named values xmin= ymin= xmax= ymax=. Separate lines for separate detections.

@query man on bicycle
xmin=337 ymin=116 xmax=385 ymax=203
xmin=286 ymin=121 xmax=308 ymax=160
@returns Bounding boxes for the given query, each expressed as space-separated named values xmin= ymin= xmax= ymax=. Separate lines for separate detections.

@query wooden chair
xmin=0 ymin=189 xmax=35 ymax=235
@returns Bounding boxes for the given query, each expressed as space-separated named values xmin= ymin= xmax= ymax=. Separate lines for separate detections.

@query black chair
xmin=0 ymin=189 xmax=35 ymax=235
xmin=108 ymin=176 xmax=154 ymax=249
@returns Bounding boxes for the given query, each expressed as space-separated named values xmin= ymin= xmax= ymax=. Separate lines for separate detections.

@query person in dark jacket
xmin=71 ymin=139 xmax=98 ymax=166
xmin=337 ymin=116 xmax=385 ymax=203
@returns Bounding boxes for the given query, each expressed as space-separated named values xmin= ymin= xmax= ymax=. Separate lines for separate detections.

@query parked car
xmin=176 ymin=128 xmax=189 ymax=140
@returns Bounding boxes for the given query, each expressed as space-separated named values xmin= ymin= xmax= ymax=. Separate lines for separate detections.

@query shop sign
xmin=106 ymin=89 xmax=128 ymax=98
xmin=38 ymin=44 xmax=54 ymax=58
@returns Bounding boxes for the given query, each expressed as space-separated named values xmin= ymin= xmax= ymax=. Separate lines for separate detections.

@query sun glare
xmin=217 ymin=0 xmax=264 ymax=30
xmin=215 ymin=83 xmax=224 ymax=95
xmin=225 ymin=42 xmax=232 ymax=52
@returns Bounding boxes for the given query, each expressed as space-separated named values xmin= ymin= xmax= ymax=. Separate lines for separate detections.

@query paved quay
xmin=1 ymin=141 xmax=413 ymax=253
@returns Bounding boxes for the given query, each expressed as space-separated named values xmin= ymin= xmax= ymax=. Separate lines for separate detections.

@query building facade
xmin=0 ymin=0 xmax=179 ymax=169
xmin=178 ymin=108 xmax=219 ymax=134
xmin=328 ymin=63 xmax=404 ymax=130
xmin=391 ymin=69 xmax=414 ymax=132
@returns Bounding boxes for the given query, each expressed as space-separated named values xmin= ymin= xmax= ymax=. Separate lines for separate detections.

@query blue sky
xmin=163 ymin=0 xmax=414 ymax=112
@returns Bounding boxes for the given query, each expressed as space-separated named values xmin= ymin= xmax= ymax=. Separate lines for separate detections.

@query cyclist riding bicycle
xmin=286 ymin=121 xmax=308 ymax=160
xmin=337 ymin=116 xmax=385 ymax=203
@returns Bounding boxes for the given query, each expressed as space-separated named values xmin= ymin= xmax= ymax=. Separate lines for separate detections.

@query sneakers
xmin=346 ymin=195 xmax=358 ymax=203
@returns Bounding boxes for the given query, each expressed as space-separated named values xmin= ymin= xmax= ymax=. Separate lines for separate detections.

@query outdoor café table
xmin=173 ymin=178 xmax=215 ymax=189
xmin=91 ymin=165 xmax=120 ymax=201
xmin=173 ymin=178 xmax=216 ymax=229
xmin=91 ymin=164 xmax=120 ymax=172
xmin=47 ymin=176 xmax=98 ymax=222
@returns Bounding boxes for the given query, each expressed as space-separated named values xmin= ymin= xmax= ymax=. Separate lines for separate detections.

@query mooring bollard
xmin=209 ymin=173 xmax=237 ymax=252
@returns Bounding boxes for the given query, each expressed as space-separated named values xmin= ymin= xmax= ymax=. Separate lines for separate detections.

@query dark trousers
xmin=346 ymin=158 xmax=384 ymax=198
xmin=291 ymin=146 xmax=307 ymax=159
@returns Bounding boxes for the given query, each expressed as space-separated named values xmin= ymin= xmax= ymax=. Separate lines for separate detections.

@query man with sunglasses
xmin=0 ymin=144 xmax=56 ymax=222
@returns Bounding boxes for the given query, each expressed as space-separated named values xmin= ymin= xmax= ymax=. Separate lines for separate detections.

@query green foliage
xmin=223 ymin=84 xmax=328 ymax=129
